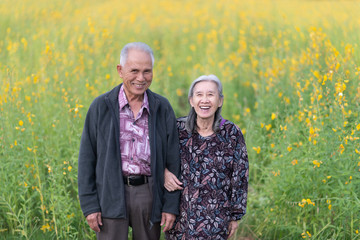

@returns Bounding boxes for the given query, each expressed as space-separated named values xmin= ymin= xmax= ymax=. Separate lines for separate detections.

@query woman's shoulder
xmin=176 ymin=116 xmax=187 ymax=128
xmin=176 ymin=116 xmax=191 ymax=137
xmin=220 ymin=119 xmax=244 ymax=136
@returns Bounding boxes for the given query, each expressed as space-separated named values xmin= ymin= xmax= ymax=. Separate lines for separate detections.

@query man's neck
xmin=123 ymin=89 xmax=144 ymax=104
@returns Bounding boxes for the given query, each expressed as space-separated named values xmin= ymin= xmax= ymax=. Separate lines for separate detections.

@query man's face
xmin=117 ymin=49 xmax=153 ymax=100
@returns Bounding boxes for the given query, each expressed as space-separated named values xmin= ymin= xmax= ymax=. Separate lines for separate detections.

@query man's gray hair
xmin=119 ymin=42 xmax=155 ymax=67
xmin=185 ymin=74 xmax=224 ymax=133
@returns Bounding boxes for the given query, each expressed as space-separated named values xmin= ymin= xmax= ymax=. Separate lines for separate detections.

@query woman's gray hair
xmin=119 ymin=42 xmax=155 ymax=67
xmin=185 ymin=74 xmax=224 ymax=133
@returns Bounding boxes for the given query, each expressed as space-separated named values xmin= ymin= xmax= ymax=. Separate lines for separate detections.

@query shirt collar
xmin=118 ymin=85 xmax=150 ymax=114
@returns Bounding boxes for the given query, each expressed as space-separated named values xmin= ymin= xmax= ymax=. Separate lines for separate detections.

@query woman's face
xmin=189 ymin=80 xmax=223 ymax=121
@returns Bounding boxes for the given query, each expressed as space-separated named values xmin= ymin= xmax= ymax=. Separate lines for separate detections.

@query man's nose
xmin=137 ymin=73 xmax=145 ymax=81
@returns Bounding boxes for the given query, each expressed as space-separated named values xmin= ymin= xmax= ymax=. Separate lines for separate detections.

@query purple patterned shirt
xmin=118 ymin=85 xmax=151 ymax=176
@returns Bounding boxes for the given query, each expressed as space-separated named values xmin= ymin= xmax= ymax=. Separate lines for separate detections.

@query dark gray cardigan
xmin=78 ymin=84 xmax=181 ymax=224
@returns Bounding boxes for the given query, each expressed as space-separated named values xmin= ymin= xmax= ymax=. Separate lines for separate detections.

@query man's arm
xmin=78 ymin=104 xmax=101 ymax=219
xmin=161 ymin=103 xmax=181 ymax=215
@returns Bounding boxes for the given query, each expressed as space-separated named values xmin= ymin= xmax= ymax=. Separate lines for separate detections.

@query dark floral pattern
xmin=167 ymin=118 xmax=249 ymax=240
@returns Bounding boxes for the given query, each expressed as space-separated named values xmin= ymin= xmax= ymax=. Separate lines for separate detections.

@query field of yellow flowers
xmin=1 ymin=0 xmax=360 ymax=239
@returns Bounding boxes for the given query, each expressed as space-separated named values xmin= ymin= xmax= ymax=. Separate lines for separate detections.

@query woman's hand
xmin=164 ymin=168 xmax=183 ymax=191
xmin=227 ymin=220 xmax=238 ymax=239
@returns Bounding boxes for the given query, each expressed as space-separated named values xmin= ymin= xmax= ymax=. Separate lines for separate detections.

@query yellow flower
xmin=291 ymin=159 xmax=298 ymax=165
xmin=252 ymin=146 xmax=261 ymax=154
xmin=309 ymin=127 xmax=314 ymax=135
xmin=339 ymin=144 xmax=345 ymax=154
xmin=40 ymin=223 xmax=51 ymax=232
xmin=312 ymin=160 xmax=322 ymax=168
xmin=280 ymin=125 xmax=287 ymax=131
xmin=271 ymin=113 xmax=276 ymax=120
xmin=233 ymin=114 xmax=240 ymax=122
xmin=19 ymin=120 xmax=23 ymax=126
xmin=176 ymin=88 xmax=183 ymax=97
xmin=287 ymin=146 xmax=293 ymax=152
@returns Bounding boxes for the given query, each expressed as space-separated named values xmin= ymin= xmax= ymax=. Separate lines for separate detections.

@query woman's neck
xmin=196 ymin=117 xmax=215 ymax=137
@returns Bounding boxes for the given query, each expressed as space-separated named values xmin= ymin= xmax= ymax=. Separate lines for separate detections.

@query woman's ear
xmin=189 ymin=97 xmax=194 ymax=107
xmin=218 ymin=97 xmax=224 ymax=108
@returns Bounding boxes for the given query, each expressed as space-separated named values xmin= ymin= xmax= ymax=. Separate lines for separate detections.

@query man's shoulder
xmin=147 ymin=89 xmax=171 ymax=105
xmin=90 ymin=85 xmax=120 ymax=108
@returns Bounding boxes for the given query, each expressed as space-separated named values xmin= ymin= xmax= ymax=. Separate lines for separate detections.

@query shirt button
xmin=132 ymin=138 xmax=135 ymax=142
xmin=131 ymin=157 xmax=133 ymax=160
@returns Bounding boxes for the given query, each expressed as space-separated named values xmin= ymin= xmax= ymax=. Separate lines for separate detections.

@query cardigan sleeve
xmin=78 ymin=101 xmax=101 ymax=217
xmin=161 ymin=102 xmax=181 ymax=215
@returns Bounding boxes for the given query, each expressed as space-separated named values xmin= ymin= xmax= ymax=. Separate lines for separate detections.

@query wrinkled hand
xmin=86 ymin=212 xmax=102 ymax=232
xmin=164 ymin=168 xmax=183 ymax=192
xmin=227 ymin=221 xmax=238 ymax=239
xmin=160 ymin=212 xmax=176 ymax=232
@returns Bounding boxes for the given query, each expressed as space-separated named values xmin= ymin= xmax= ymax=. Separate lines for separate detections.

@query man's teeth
xmin=200 ymin=107 xmax=210 ymax=109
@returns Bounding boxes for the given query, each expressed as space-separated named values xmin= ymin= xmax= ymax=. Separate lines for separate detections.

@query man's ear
xmin=117 ymin=64 xmax=123 ymax=78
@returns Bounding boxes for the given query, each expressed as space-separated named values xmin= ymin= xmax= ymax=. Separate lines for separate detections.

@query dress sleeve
xmin=229 ymin=124 xmax=249 ymax=221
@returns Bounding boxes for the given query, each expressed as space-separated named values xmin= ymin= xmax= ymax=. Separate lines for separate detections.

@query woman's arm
xmin=164 ymin=168 xmax=183 ymax=191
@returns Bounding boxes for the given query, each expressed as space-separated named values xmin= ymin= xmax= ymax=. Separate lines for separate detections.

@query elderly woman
xmin=164 ymin=75 xmax=249 ymax=239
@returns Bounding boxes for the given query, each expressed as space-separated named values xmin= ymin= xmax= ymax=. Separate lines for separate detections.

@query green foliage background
xmin=1 ymin=0 xmax=360 ymax=239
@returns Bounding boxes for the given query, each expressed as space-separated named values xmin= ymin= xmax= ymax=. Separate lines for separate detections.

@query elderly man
xmin=78 ymin=42 xmax=180 ymax=240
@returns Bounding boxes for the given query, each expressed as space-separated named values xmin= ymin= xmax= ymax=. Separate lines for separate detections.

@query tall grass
xmin=1 ymin=0 xmax=360 ymax=239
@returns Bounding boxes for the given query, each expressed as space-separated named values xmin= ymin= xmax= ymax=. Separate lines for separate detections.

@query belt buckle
xmin=127 ymin=176 xmax=131 ymax=186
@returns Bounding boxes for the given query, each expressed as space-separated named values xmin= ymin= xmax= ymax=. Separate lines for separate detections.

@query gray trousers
xmin=97 ymin=178 xmax=161 ymax=240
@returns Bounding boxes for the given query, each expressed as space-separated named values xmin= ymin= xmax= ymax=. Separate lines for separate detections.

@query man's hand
xmin=164 ymin=168 xmax=183 ymax=192
xmin=227 ymin=220 xmax=238 ymax=239
xmin=160 ymin=212 xmax=176 ymax=232
xmin=86 ymin=212 xmax=102 ymax=232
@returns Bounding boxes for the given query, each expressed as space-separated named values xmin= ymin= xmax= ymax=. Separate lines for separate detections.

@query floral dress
xmin=167 ymin=118 xmax=249 ymax=240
